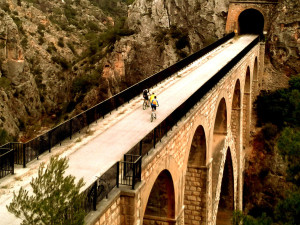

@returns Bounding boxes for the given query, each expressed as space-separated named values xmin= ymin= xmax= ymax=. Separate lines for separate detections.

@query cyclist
xmin=149 ymin=92 xmax=156 ymax=104
xmin=151 ymin=96 xmax=159 ymax=112
xmin=143 ymin=89 xmax=150 ymax=106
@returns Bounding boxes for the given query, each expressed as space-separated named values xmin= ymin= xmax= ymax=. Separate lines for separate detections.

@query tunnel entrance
xmin=238 ymin=9 xmax=264 ymax=35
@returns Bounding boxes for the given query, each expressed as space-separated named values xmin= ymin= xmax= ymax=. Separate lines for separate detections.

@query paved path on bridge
xmin=0 ymin=35 xmax=256 ymax=225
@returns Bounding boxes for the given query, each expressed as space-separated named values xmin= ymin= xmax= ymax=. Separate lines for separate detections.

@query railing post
xmin=132 ymin=162 xmax=136 ymax=190
xmin=123 ymin=155 xmax=127 ymax=178
xmin=11 ymin=149 xmax=14 ymax=175
xmin=93 ymin=181 xmax=97 ymax=211
xmin=23 ymin=144 xmax=26 ymax=168
xmin=116 ymin=162 xmax=119 ymax=188
xmin=138 ymin=157 xmax=141 ymax=180
xmin=139 ymin=141 xmax=142 ymax=156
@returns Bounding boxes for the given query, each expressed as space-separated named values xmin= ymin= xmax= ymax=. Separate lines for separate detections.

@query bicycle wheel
xmin=150 ymin=112 xmax=154 ymax=122
xmin=143 ymin=101 xmax=147 ymax=110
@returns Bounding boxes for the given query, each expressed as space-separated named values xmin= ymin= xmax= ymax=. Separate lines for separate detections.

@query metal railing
xmin=117 ymin=154 xmax=142 ymax=190
xmin=0 ymin=148 xmax=14 ymax=178
xmin=127 ymin=35 xmax=260 ymax=161
xmin=81 ymin=163 xmax=118 ymax=212
xmin=0 ymin=33 xmax=260 ymax=219
xmin=0 ymin=32 xmax=235 ymax=177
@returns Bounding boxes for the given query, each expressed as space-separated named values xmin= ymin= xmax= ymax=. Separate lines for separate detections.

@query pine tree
xmin=7 ymin=156 xmax=85 ymax=225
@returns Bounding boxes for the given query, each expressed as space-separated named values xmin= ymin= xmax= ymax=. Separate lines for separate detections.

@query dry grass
xmin=85 ymin=129 xmax=95 ymax=136
xmin=76 ymin=137 xmax=82 ymax=143
xmin=14 ymin=176 xmax=23 ymax=181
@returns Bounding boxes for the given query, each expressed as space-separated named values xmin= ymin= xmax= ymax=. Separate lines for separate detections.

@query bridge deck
xmin=0 ymin=35 xmax=257 ymax=225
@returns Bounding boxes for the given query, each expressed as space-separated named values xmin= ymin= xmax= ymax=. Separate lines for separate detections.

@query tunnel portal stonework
xmin=225 ymin=0 xmax=278 ymax=35
xmin=89 ymin=41 xmax=265 ymax=225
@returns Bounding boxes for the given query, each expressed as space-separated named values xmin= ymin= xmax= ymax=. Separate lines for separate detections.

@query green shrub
xmin=0 ymin=129 xmax=9 ymax=145
xmin=67 ymin=42 xmax=77 ymax=55
xmin=11 ymin=16 xmax=25 ymax=34
xmin=46 ymin=42 xmax=57 ymax=53
xmin=232 ymin=211 xmax=273 ymax=225
xmin=87 ymin=21 xmax=100 ymax=31
xmin=289 ymin=74 xmax=300 ymax=90
xmin=58 ymin=37 xmax=64 ymax=47
xmin=71 ymin=71 xmax=102 ymax=95
xmin=277 ymin=127 xmax=300 ymax=185
xmin=7 ymin=156 xmax=85 ymax=225
xmin=38 ymin=36 xmax=44 ymax=45
xmin=64 ymin=4 xmax=77 ymax=20
xmin=274 ymin=190 xmax=300 ymax=224
xmin=37 ymin=24 xmax=45 ymax=36
xmin=0 ymin=77 xmax=11 ymax=89
xmin=51 ymin=56 xmax=70 ymax=70
xmin=0 ymin=2 xmax=10 ymax=13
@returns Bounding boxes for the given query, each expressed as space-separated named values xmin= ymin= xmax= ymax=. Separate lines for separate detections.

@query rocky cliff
xmin=0 ymin=0 xmax=299 ymax=143
xmin=0 ymin=0 xmax=119 ymax=141
xmin=267 ymin=0 xmax=300 ymax=77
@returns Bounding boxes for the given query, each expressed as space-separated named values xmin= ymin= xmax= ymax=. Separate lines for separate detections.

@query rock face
xmin=0 ymin=0 xmax=112 ymax=141
xmin=0 ymin=10 xmax=41 ymax=137
xmin=267 ymin=0 xmax=300 ymax=76
xmin=106 ymin=0 xmax=230 ymax=89
xmin=0 ymin=0 xmax=298 ymax=143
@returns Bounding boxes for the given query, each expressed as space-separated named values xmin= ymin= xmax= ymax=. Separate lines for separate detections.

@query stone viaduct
xmin=87 ymin=39 xmax=265 ymax=225
xmin=86 ymin=1 xmax=279 ymax=224
xmin=88 ymin=40 xmax=264 ymax=225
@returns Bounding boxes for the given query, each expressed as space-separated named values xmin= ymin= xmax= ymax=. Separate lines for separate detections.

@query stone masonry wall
xmin=225 ymin=2 xmax=277 ymax=33
xmin=184 ymin=166 xmax=207 ymax=225
xmin=93 ymin=198 xmax=121 ymax=225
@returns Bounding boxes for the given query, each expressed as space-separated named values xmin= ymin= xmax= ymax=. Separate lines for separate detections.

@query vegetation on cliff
xmin=0 ymin=0 xmax=134 ymax=143
xmin=235 ymin=74 xmax=300 ymax=224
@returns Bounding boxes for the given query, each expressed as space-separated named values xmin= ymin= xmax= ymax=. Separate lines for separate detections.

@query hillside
xmin=0 ymin=0 xmax=299 ymax=144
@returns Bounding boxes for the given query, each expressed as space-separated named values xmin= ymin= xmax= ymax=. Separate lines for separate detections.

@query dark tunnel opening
xmin=238 ymin=9 xmax=264 ymax=35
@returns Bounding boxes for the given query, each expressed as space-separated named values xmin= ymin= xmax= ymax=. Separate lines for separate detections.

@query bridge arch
xmin=211 ymin=97 xmax=228 ymax=211
xmin=243 ymin=66 xmax=251 ymax=150
xmin=252 ymin=57 xmax=259 ymax=100
xmin=184 ymin=124 xmax=207 ymax=224
xmin=216 ymin=147 xmax=234 ymax=224
xmin=142 ymin=169 xmax=175 ymax=224
xmin=212 ymin=97 xmax=228 ymax=157
xmin=231 ymin=79 xmax=242 ymax=210
xmin=238 ymin=8 xmax=264 ymax=35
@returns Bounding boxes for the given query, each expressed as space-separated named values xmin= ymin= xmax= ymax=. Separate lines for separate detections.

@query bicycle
xmin=150 ymin=110 xmax=156 ymax=122
xmin=143 ymin=98 xmax=149 ymax=110
xmin=150 ymin=105 xmax=159 ymax=122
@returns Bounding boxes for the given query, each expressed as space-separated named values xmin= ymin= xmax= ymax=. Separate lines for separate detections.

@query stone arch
xmin=213 ymin=98 xmax=227 ymax=156
xmin=252 ymin=57 xmax=259 ymax=101
xmin=143 ymin=170 xmax=175 ymax=224
xmin=216 ymin=148 xmax=234 ymax=224
xmin=243 ymin=67 xmax=251 ymax=150
xmin=184 ymin=125 xmax=207 ymax=224
xmin=211 ymin=98 xmax=228 ymax=206
xmin=231 ymin=79 xmax=242 ymax=210
xmin=238 ymin=8 xmax=264 ymax=35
